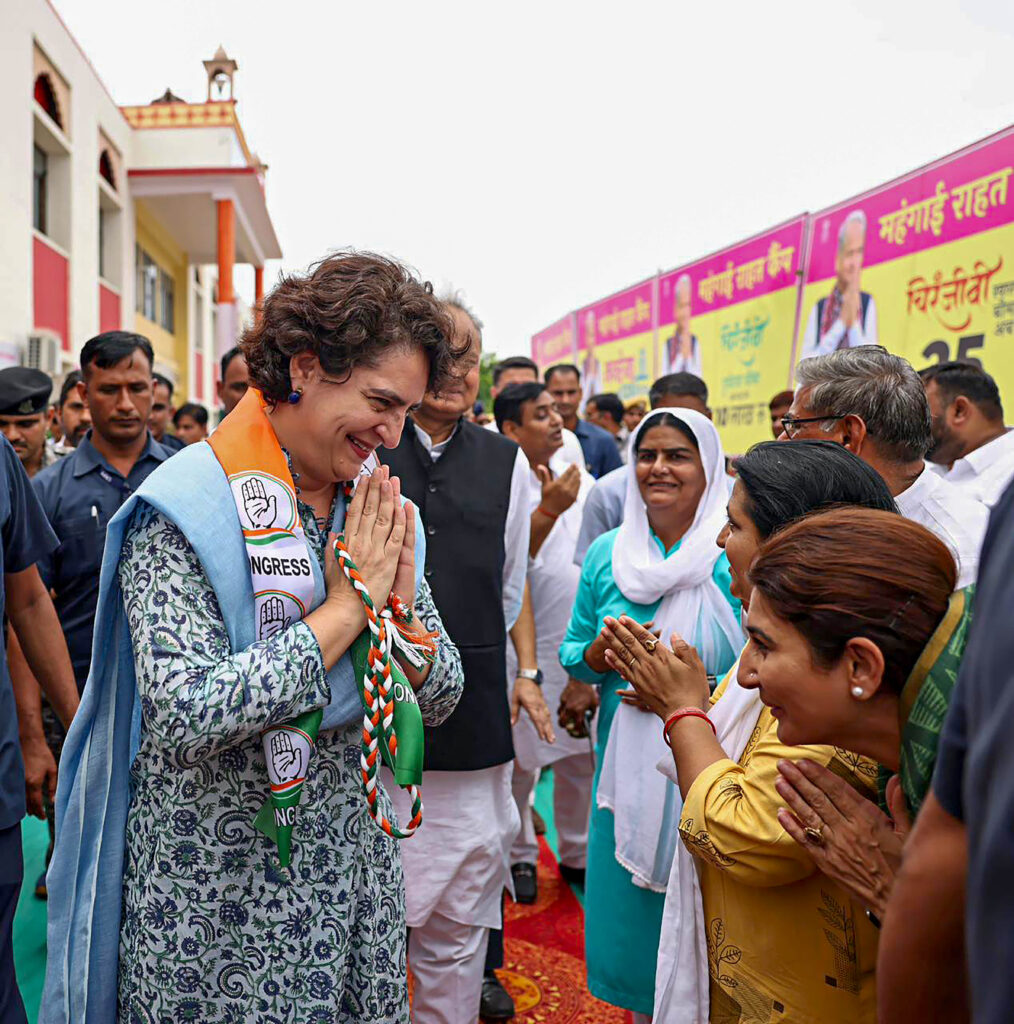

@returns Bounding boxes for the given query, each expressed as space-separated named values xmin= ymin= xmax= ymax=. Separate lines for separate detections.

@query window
xmin=134 ymin=246 xmax=176 ymax=331
xmin=33 ymin=145 xmax=48 ymax=234
xmin=159 ymin=268 xmax=175 ymax=332
xmin=98 ymin=208 xmax=106 ymax=277
xmin=33 ymin=74 xmax=61 ymax=128
xmin=98 ymin=149 xmax=115 ymax=189
xmin=143 ymin=251 xmax=157 ymax=321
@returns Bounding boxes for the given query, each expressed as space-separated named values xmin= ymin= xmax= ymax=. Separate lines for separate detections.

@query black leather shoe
xmin=559 ymin=863 xmax=586 ymax=889
xmin=511 ymin=861 xmax=538 ymax=904
xmin=480 ymin=970 xmax=515 ymax=1021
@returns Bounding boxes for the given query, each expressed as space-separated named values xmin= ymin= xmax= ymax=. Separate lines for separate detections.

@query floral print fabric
xmin=116 ymin=499 xmax=462 ymax=1023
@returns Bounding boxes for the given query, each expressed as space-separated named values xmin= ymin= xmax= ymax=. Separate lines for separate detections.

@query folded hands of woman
xmin=775 ymin=759 xmax=911 ymax=918
xmin=600 ymin=615 xmax=710 ymax=718
xmin=325 ymin=466 xmax=413 ymax=617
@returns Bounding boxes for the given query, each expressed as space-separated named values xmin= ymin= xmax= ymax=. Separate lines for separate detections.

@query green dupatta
xmin=882 ymin=585 xmax=975 ymax=816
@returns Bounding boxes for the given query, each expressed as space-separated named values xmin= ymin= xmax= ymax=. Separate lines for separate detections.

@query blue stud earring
xmin=287 ymin=386 xmax=303 ymax=405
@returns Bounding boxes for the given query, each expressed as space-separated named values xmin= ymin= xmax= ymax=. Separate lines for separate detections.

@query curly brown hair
xmin=241 ymin=252 xmax=461 ymax=403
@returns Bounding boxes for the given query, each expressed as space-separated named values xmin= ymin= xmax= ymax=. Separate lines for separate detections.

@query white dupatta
xmin=596 ymin=408 xmax=743 ymax=892
xmin=652 ymin=655 xmax=763 ymax=1022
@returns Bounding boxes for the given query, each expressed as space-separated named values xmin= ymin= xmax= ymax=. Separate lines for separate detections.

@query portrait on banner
xmin=800 ymin=209 xmax=879 ymax=360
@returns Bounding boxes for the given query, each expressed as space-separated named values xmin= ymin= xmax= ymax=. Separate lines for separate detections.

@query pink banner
xmin=658 ymin=217 xmax=807 ymax=323
xmin=806 ymin=127 xmax=1014 ymax=283
xmin=577 ymin=279 xmax=654 ymax=351
xmin=531 ymin=314 xmax=576 ymax=367
xmin=574 ymin=279 xmax=656 ymax=402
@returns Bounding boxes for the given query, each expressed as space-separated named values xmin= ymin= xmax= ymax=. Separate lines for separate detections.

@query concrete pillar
xmin=215 ymin=198 xmax=236 ymax=357
xmin=254 ymin=265 xmax=264 ymax=322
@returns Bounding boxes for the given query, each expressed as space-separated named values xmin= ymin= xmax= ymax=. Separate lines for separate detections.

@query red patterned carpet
xmin=495 ymin=839 xmax=632 ymax=1024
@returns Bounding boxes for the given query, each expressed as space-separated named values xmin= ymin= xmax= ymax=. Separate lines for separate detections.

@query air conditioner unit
xmin=23 ymin=333 xmax=61 ymax=375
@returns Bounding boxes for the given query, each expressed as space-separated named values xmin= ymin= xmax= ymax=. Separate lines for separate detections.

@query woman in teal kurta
xmin=559 ymin=409 xmax=740 ymax=1017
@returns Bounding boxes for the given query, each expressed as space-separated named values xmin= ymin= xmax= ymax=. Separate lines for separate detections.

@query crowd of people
xmin=0 ymin=251 xmax=1012 ymax=1024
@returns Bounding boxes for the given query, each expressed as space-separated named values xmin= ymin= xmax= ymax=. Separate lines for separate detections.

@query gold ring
xmin=804 ymin=825 xmax=825 ymax=846
xmin=643 ymin=638 xmax=658 ymax=654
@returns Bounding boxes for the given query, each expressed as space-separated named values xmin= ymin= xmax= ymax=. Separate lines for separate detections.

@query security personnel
xmin=0 ymin=434 xmax=76 ymax=1023
xmin=0 ymin=368 xmax=64 ymax=478
xmin=35 ymin=332 xmax=170 ymax=692
xmin=149 ymin=372 xmax=185 ymax=452
xmin=32 ymin=332 xmax=169 ymax=891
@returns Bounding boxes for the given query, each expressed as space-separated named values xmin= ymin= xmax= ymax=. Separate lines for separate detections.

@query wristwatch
xmin=516 ymin=668 xmax=544 ymax=687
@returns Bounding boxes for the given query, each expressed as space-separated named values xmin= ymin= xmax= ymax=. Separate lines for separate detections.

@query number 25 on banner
xmin=922 ymin=333 xmax=985 ymax=370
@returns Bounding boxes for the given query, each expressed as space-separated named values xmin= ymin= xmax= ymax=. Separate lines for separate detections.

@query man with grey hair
xmin=781 ymin=345 xmax=987 ymax=586
xmin=665 ymin=273 xmax=702 ymax=377
xmin=800 ymin=209 xmax=878 ymax=358
xmin=381 ymin=296 xmax=553 ymax=1024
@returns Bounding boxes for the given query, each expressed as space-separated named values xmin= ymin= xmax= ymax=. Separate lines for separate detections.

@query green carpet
xmin=14 ymin=816 xmax=48 ymax=1023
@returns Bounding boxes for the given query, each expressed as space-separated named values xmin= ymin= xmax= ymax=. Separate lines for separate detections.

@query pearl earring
xmin=851 ymin=686 xmax=864 ymax=698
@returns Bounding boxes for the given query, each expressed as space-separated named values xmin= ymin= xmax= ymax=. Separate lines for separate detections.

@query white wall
xmin=130 ymin=124 xmax=247 ymax=171
xmin=0 ymin=0 xmax=134 ymax=362
xmin=0 ymin=12 xmax=36 ymax=350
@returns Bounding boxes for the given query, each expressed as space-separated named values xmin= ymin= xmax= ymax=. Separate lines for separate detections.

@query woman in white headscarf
xmin=559 ymin=408 xmax=742 ymax=1020
xmin=601 ymin=440 xmax=897 ymax=1023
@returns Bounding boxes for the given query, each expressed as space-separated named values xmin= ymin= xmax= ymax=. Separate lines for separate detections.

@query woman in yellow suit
xmin=600 ymin=440 xmax=896 ymax=1024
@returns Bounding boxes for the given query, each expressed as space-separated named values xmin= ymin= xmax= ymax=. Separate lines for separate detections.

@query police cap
xmin=0 ymin=367 xmax=54 ymax=417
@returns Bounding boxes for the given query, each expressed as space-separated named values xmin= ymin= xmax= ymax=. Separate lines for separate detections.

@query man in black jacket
xmin=382 ymin=296 xmax=553 ymax=1023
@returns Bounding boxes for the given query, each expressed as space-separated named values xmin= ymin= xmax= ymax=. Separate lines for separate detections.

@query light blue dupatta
xmin=40 ymin=441 xmax=423 ymax=1023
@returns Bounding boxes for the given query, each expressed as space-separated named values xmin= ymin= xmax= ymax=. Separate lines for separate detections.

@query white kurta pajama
xmin=507 ymin=451 xmax=597 ymax=868
xmin=387 ymin=422 xmax=529 ymax=1024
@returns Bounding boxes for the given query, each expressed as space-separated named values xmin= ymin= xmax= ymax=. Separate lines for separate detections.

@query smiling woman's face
xmin=716 ymin=480 xmax=763 ymax=606
xmin=737 ymin=590 xmax=858 ymax=748
xmin=283 ymin=345 xmax=430 ymax=486
xmin=634 ymin=424 xmax=706 ymax=517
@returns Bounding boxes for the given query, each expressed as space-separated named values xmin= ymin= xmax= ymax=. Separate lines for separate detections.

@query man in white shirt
xmin=381 ymin=299 xmax=553 ymax=1024
xmin=784 ymin=346 xmax=987 ymax=587
xmin=486 ymin=355 xmax=585 ymax=466
xmin=920 ymin=361 xmax=1014 ymax=509
xmin=496 ymin=382 xmax=598 ymax=902
xmin=800 ymin=210 xmax=878 ymax=359
xmin=574 ymin=372 xmax=713 ymax=564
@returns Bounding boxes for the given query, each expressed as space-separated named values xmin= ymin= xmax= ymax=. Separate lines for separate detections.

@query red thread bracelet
xmin=537 ymin=505 xmax=559 ymax=520
xmin=663 ymin=707 xmax=716 ymax=747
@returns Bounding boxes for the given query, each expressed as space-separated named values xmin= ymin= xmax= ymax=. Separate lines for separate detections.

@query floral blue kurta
xmin=115 ymin=499 xmax=463 ymax=1024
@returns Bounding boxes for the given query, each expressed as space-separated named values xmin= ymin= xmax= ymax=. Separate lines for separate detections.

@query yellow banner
xmin=798 ymin=222 xmax=1014 ymax=406
xmin=692 ymin=285 xmax=798 ymax=453
xmin=658 ymin=219 xmax=806 ymax=455
xmin=588 ymin=330 xmax=655 ymax=405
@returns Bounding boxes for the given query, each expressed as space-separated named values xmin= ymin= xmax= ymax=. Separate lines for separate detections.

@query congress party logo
xmin=263 ymin=725 xmax=314 ymax=792
xmin=255 ymin=591 xmax=308 ymax=640
xmin=230 ymin=472 xmax=297 ymax=531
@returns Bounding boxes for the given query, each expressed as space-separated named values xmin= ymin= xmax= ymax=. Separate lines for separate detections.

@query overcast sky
xmin=56 ymin=0 xmax=1014 ymax=358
